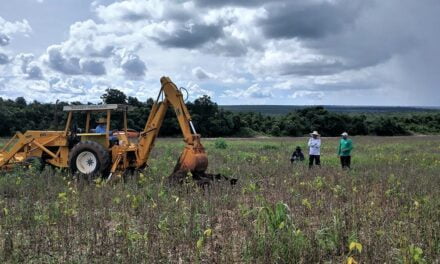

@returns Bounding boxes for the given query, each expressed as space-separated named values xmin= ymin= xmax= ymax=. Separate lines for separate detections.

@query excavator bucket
xmin=178 ymin=140 xmax=208 ymax=173
xmin=167 ymin=134 xmax=237 ymax=186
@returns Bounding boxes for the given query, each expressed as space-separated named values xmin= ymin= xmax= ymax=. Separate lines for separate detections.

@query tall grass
xmin=1 ymin=136 xmax=439 ymax=263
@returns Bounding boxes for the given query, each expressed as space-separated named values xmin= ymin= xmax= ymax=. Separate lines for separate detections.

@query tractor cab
xmin=62 ymin=104 xmax=131 ymax=149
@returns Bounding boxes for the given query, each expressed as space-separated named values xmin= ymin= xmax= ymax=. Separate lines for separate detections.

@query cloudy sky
xmin=0 ymin=0 xmax=439 ymax=106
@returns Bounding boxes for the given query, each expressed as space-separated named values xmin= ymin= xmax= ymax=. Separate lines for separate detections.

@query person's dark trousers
xmin=309 ymin=155 xmax=321 ymax=168
xmin=340 ymin=156 xmax=351 ymax=169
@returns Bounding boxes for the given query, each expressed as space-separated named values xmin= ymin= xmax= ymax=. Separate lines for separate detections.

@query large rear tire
xmin=69 ymin=141 xmax=110 ymax=177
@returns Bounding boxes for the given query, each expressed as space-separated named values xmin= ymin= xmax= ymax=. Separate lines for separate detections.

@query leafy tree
xmin=270 ymin=125 xmax=281 ymax=136
xmin=15 ymin=97 xmax=27 ymax=107
xmin=127 ymin=96 xmax=144 ymax=107
xmin=0 ymin=94 xmax=438 ymax=137
xmin=349 ymin=115 xmax=368 ymax=135
xmin=101 ymin=88 xmax=127 ymax=104
xmin=371 ymin=117 xmax=409 ymax=136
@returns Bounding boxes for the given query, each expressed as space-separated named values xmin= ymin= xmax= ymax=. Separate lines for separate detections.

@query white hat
xmin=310 ymin=131 xmax=320 ymax=136
xmin=341 ymin=132 xmax=348 ymax=136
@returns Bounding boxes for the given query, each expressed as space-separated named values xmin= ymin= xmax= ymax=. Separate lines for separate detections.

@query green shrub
xmin=214 ymin=138 xmax=228 ymax=149
xmin=244 ymin=200 xmax=310 ymax=262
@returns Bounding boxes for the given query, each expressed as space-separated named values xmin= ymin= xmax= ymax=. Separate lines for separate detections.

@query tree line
xmin=1 ymin=89 xmax=440 ymax=137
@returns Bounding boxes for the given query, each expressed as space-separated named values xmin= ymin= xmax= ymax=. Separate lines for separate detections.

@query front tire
xmin=69 ymin=141 xmax=110 ymax=177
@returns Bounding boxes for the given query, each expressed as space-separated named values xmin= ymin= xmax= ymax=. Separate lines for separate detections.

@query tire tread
xmin=68 ymin=141 xmax=110 ymax=175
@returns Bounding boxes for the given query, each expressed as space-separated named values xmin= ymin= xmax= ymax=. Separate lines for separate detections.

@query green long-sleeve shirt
xmin=337 ymin=138 xmax=353 ymax=156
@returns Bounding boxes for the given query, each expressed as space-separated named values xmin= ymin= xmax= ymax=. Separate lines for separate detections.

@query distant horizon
xmin=220 ymin=104 xmax=440 ymax=108
xmin=220 ymin=104 xmax=440 ymax=115
xmin=2 ymin=94 xmax=440 ymax=109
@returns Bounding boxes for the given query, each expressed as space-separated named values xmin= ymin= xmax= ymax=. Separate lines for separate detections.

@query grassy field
xmin=1 ymin=136 xmax=439 ymax=263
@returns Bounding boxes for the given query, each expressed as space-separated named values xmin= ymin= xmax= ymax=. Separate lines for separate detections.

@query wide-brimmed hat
xmin=341 ymin=132 xmax=348 ymax=137
xmin=96 ymin=117 xmax=107 ymax=124
xmin=310 ymin=131 xmax=320 ymax=136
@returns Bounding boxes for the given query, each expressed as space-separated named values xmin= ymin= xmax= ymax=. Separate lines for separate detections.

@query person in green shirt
xmin=337 ymin=132 xmax=353 ymax=169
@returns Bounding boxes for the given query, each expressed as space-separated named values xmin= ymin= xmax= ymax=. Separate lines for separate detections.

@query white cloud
xmin=49 ymin=77 xmax=87 ymax=95
xmin=26 ymin=63 xmax=44 ymax=80
xmin=16 ymin=53 xmax=44 ymax=79
xmin=80 ymin=59 xmax=106 ymax=76
xmin=95 ymin=0 xmax=152 ymax=22
xmin=17 ymin=53 xmax=34 ymax=72
xmin=27 ymin=80 xmax=50 ymax=93
xmin=0 ymin=16 xmax=32 ymax=36
xmin=224 ymin=79 xmax=246 ymax=84
xmin=192 ymin=67 xmax=217 ymax=80
xmin=45 ymin=45 xmax=81 ymax=74
xmin=114 ymin=51 xmax=147 ymax=79
xmin=290 ymin=90 xmax=324 ymax=100
xmin=0 ymin=33 xmax=10 ymax=46
xmin=224 ymin=83 xmax=273 ymax=99
xmin=44 ymin=45 xmax=107 ymax=76
xmin=0 ymin=53 xmax=9 ymax=64
xmin=249 ymin=39 xmax=348 ymax=77
xmin=185 ymin=82 xmax=214 ymax=98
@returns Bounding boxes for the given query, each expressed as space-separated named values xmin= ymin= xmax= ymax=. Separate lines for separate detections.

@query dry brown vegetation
xmin=1 ymin=136 xmax=439 ymax=263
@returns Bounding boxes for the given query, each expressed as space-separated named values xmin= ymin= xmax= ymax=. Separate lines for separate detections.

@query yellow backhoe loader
xmin=0 ymin=77 xmax=235 ymax=184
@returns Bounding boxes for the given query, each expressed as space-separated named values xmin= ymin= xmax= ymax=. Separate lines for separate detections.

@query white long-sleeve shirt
xmin=308 ymin=138 xmax=321 ymax=155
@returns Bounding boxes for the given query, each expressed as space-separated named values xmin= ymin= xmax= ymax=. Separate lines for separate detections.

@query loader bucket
xmin=0 ymin=153 xmax=4 ymax=165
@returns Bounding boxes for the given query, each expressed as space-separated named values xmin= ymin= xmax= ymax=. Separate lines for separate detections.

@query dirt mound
xmin=168 ymin=170 xmax=238 ymax=186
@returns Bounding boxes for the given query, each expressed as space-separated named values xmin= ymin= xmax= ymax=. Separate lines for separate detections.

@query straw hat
xmin=310 ymin=131 xmax=320 ymax=136
xmin=97 ymin=117 xmax=107 ymax=124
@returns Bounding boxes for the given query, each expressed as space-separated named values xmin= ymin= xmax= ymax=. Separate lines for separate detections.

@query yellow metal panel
xmin=47 ymin=146 xmax=69 ymax=167
xmin=24 ymin=131 xmax=68 ymax=147
xmin=80 ymin=134 xmax=108 ymax=148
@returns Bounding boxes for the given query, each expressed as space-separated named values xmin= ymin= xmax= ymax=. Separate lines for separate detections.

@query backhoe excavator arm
xmin=136 ymin=77 xmax=208 ymax=173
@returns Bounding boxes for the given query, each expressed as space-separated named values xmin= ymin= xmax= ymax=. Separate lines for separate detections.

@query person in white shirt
xmin=308 ymin=131 xmax=321 ymax=168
